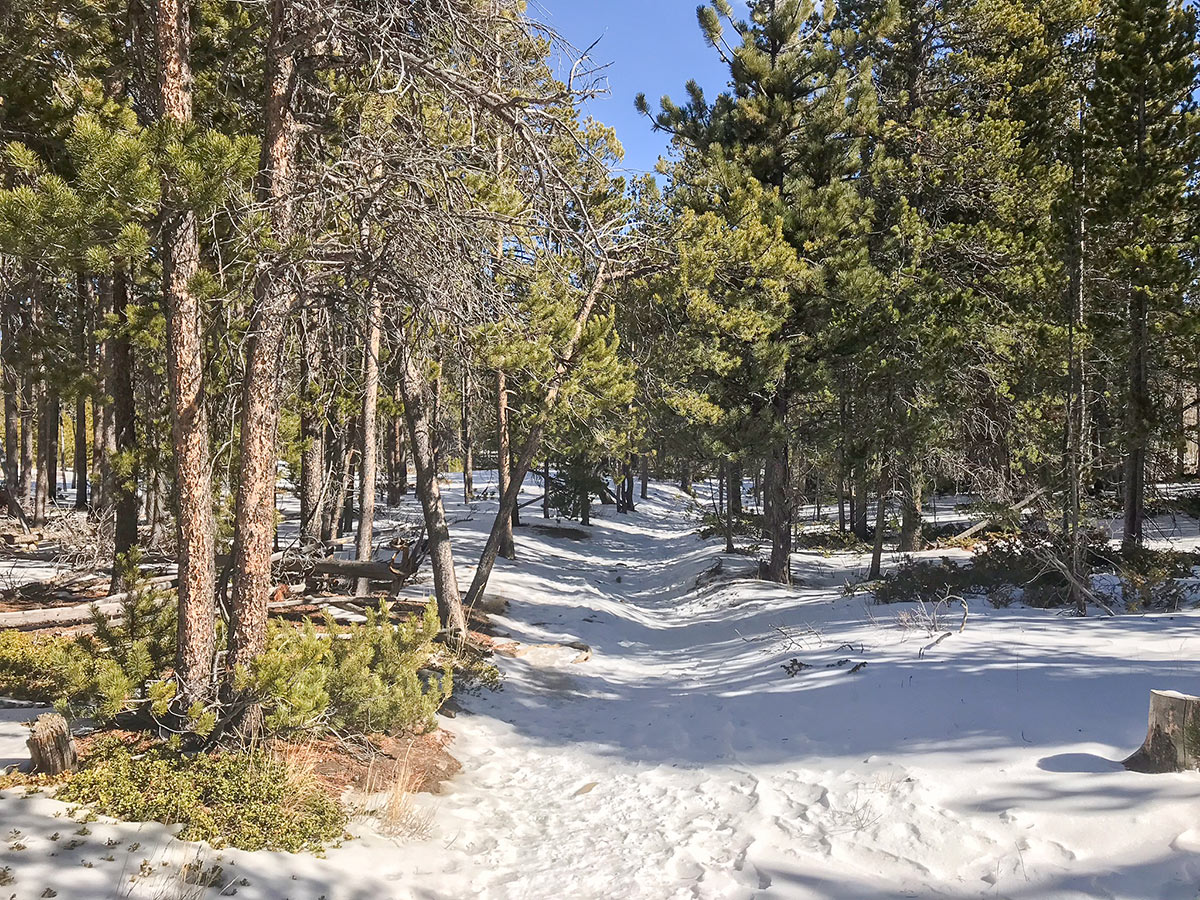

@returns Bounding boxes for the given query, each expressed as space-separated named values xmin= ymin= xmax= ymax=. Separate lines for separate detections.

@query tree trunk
xmin=299 ymin=307 xmax=325 ymax=546
xmin=543 ymin=459 xmax=551 ymax=517
xmin=396 ymin=336 xmax=467 ymax=635
xmin=852 ymin=464 xmax=869 ymax=540
xmin=340 ymin=427 xmax=357 ymax=535
xmin=355 ymin=287 xmax=381 ymax=597
xmin=1124 ymin=690 xmax=1200 ymax=773
xmin=158 ymin=0 xmax=218 ymax=701
xmin=91 ymin=276 xmax=115 ymax=520
xmin=72 ymin=274 xmax=90 ymax=510
xmin=763 ymin=438 xmax=791 ymax=584
xmin=461 ymin=369 xmax=473 ymax=503
xmin=44 ymin=389 xmax=59 ymax=505
xmin=19 ymin=374 xmax=32 ymax=511
xmin=680 ymin=463 xmax=693 ymax=496
xmin=729 ymin=462 xmax=742 ymax=517
xmin=898 ymin=464 xmax=922 ymax=553
xmin=496 ymin=368 xmax=515 ymax=559
xmin=1122 ymin=285 xmax=1148 ymax=550
xmin=640 ymin=454 xmax=649 ymax=500
xmin=110 ymin=269 xmax=139 ymax=591
xmin=229 ymin=0 xmax=299 ymax=677
xmin=868 ymin=466 xmax=889 ymax=580
xmin=462 ymin=265 xmax=613 ymax=609
xmin=2 ymin=284 xmax=21 ymax=521
xmin=724 ymin=461 xmax=735 ymax=554
xmin=1065 ymin=142 xmax=1089 ymax=615
xmin=386 ymin=382 xmax=406 ymax=505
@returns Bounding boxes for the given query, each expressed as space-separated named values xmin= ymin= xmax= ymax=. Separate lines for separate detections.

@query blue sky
xmin=533 ymin=1 xmax=746 ymax=175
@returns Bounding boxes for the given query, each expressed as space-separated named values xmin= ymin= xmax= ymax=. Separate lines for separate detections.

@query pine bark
xmin=158 ymin=0 xmax=217 ymax=699
xmin=229 ymin=0 xmax=299 ymax=674
xmin=898 ymin=464 xmax=922 ymax=553
xmin=110 ymin=269 xmax=139 ymax=591
xmin=1124 ymin=690 xmax=1200 ymax=773
xmin=18 ymin=375 xmax=32 ymax=510
xmin=2 ymin=284 xmax=21 ymax=521
xmin=72 ymin=274 xmax=90 ymax=510
xmin=299 ymin=307 xmax=325 ymax=546
xmin=461 ymin=369 xmax=473 ymax=503
xmin=397 ymin=336 xmax=467 ymax=634
xmin=868 ymin=466 xmax=889 ymax=580
xmin=355 ymin=287 xmax=381 ymax=596
xmin=91 ymin=277 xmax=116 ymax=519
xmin=496 ymin=368 xmax=515 ymax=559
xmin=1122 ymin=286 xmax=1149 ymax=550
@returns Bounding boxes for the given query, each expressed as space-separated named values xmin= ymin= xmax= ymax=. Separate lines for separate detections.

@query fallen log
xmin=951 ymin=487 xmax=1048 ymax=542
xmin=1124 ymin=690 xmax=1200 ymax=773
xmin=2 ymin=530 xmax=42 ymax=547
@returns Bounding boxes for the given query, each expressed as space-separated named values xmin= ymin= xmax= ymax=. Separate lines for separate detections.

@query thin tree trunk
xmin=19 ymin=375 xmax=32 ymax=511
xmin=340 ymin=424 xmax=357 ymax=536
xmin=158 ymin=0 xmax=218 ymax=699
xmin=321 ymin=422 xmax=346 ymax=543
xmin=852 ymin=464 xmax=869 ymax=540
xmin=898 ymin=463 xmax=922 ymax=553
xmin=640 ymin=453 xmax=648 ymax=500
xmin=299 ymin=307 xmax=325 ymax=546
xmin=73 ymin=274 xmax=91 ymax=510
xmin=496 ymin=368 xmax=515 ymax=559
xmin=397 ymin=336 xmax=466 ymax=635
xmin=543 ymin=458 xmax=551 ymax=517
xmin=463 ymin=264 xmax=614 ymax=609
xmin=1066 ymin=129 xmax=1089 ymax=614
xmin=764 ymin=444 xmax=791 ymax=584
xmin=868 ymin=466 xmax=889 ymax=580
xmin=2 ymin=282 xmax=22 ymax=520
xmin=724 ymin=461 xmax=735 ymax=554
xmin=111 ymin=268 xmax=139 ymax=590
xmin=461 ymin=368 xmax=473 ymax=503
xmin=1122 ymin=286 xmax=1148 ymax=550
xmin=729 ymin=462 xmax=742 ymax=517
xmin=91 ymin=277 xmax=115 ymax=520
xmin=229 ymin=0 xmax=299 ymax=678
xmin=355 ymin=287 xmax=381 ymax=597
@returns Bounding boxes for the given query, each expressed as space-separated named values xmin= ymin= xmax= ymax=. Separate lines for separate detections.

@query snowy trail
xmin=3 ymin=482 xmax=1200 ymax=899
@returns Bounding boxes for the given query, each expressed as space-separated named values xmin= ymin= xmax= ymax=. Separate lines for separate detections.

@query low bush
xmin=874 ymin=531 xmax=1200 ymax=610
xmin=792 ymin=526 xmax=867 ymax=552
xmin=241 ymin=600 xmax=452 ymax=736
xmin=58 ymin=736 xmax=346 ymax=852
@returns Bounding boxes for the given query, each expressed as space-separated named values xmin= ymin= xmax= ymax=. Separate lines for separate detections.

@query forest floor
xmin=2 ymin=479 xmax=1200 ymax=899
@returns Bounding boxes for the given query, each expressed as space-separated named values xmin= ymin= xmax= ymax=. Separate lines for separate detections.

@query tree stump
xmin=26 ymin=713 xmax=77 ymax=775
xmin=1123 ymin=690 xmax=1200 ymax=773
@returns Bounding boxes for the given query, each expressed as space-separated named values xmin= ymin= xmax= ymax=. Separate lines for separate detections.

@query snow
xmin=3 ymin=480 xmax=1200 ymax=898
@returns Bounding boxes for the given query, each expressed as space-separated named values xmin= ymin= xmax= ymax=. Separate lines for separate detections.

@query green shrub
xmin=242 ymin=600 xmax=451 ymax=735
xmin=0 ymin=630 xmax=92 ymax=702
xmin=58 ymin=737 xmax=346 ymax=852
xmin=0 ymin=556 xmax=182 ymax=724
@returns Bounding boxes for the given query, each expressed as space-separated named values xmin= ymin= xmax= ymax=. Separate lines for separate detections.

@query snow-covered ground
xmin=3 ymin=480 xmax=1200 ymax=899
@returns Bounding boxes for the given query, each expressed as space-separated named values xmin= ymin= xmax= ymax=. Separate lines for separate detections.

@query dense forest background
xmin=0 ymin=0 xmax=1197 ymax=719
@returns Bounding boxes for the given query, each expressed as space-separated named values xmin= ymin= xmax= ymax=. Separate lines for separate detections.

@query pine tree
xmin=1087 ymin=0 xmax=1200 ymax=548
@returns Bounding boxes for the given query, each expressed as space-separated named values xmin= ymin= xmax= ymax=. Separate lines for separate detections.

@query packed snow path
xmin=2 ymin=482 xmax=1200 ymax=899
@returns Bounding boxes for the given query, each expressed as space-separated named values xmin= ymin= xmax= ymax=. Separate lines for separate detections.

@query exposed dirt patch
xmin=301 ymin=730 xmax=461 ymax=797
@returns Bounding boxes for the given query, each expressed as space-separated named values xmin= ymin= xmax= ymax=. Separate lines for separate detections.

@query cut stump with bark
xmin=1124 ymin=690 xmax=1200 ymax=773
xmin=26 ymin=713 xmax=77 ymax=775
